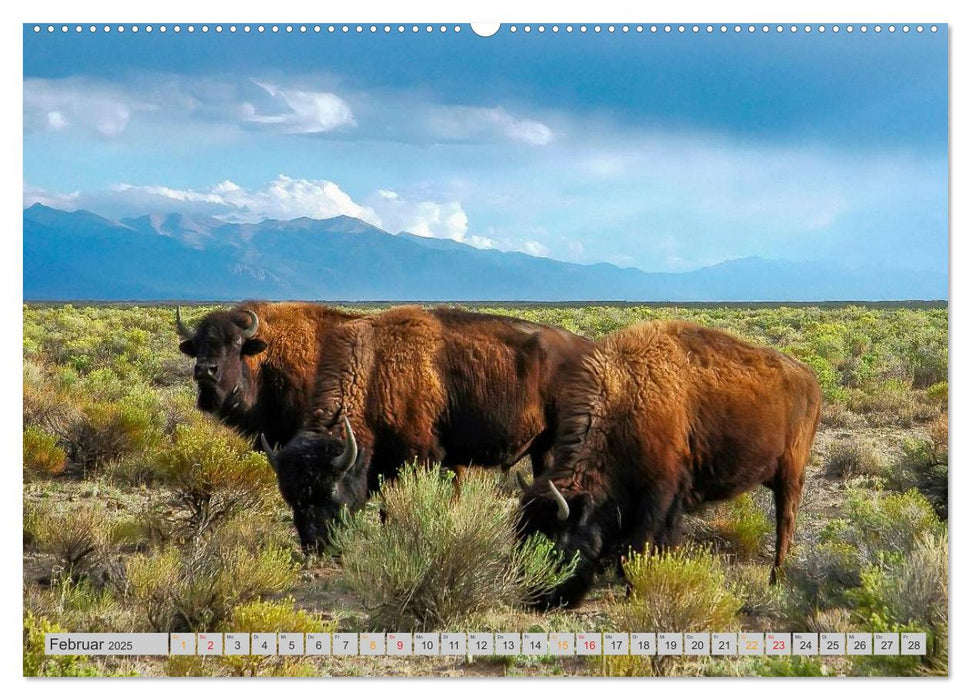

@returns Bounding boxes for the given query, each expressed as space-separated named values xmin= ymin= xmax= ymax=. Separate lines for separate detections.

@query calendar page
xmin=22 ymin=18 xmax=948 ymax=680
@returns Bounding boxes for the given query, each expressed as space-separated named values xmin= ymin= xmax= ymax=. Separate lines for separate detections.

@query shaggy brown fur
xmin=519 ymin=320 xmax=822 ymax=606
xmin=310 ymin=305 xmax=591 ymax=481
xmin=267 ymin=305 xmax=594 ymax=551
xmin=178 ymin=301 xmax=361 ymax=446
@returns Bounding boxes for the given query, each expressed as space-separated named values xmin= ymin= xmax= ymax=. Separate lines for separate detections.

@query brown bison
xmin=175 ymin=302 xmax=359 ymax=447
xmin=517 ymin=320 xmax=822 ymax=608
xmin=262 ymin=305 xmax=594 ymax=551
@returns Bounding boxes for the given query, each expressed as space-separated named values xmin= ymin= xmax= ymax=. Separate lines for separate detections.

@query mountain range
xmin=23 ymin=204 xmax=947 ymax=302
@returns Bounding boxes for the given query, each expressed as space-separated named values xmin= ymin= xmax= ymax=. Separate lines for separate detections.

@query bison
xmin=517 ymin=320 xmax=822 ymax=608
xmin=262 ymin=305 xmax=594 ymax=551
xmin=175 ymin=302 xmax=359 ymax=447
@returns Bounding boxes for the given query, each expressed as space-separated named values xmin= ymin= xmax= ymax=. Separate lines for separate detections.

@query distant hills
xmin=23 ymin=204 xmax=947 ymax=302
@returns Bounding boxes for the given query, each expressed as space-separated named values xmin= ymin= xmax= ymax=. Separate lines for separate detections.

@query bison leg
xmin=769 ymin=458 xmax=807 ymax=583
xmin=451 ymin=464 xmax=466 ymax=500
xmin=658 ymin=500 xmax=686 ymax=549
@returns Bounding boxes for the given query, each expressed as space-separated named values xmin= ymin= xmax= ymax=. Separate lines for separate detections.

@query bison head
xmin=175 ymin=307 xmax=267 ymax=415
xmin=263 ymin=418 xmax=368 ymax=553
xmin=517 ymin=476 xmax=610 ymax=608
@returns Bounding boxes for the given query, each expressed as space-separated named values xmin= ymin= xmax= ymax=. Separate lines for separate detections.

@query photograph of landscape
xmin=23 ymin=22 xmax=947 ymax=678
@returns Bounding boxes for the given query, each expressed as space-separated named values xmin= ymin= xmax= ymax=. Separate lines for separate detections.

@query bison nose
xmin=193 ymin=363 xmax=218 ymax=381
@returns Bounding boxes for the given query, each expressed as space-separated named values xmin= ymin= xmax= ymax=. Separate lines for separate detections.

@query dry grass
xmin=28 ymin=502 xmax=113 ymax=577
xmin=125 ymin=517 xmax=299 ymax=632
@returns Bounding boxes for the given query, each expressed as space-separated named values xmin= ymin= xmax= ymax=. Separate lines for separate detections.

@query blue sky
xmin=23 ymin=25 xmax=947 ymax=273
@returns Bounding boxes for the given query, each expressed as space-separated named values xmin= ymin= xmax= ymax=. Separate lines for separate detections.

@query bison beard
xmin=517 ymin=320 xmax=822 ymax=609
xmin=268 ymin=306 xmax=594 ymax=553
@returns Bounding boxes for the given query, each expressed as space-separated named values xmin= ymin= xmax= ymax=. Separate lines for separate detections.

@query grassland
xmin=22 ymin=303 xmax=948 ymax=677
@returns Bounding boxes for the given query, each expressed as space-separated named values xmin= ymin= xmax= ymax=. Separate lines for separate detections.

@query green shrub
xmin=704 ymin=492 xmax=773 ymax=559
xmin=785 ymin=488 xmax=946 ymax=640
xmin=333 ymin=463 xmax=576 ymax=631
xmin=26 ymin=576 xmax=132 ymax=634
xmin=64 ymin=399 xmax=158 ymax=473
xmin=126 ymin=517 xmax=298 ymax=632
xmin=885 ymin=414 xmax=948 ymax=519
xmin=851 ymin=532 xmax=947 ymax=675
xmin=904 ymin=339 xmax=947 ymax=389
xmin=23 ymin=364 xmax=79 ymax=437
xmin=156 ymin=422 xmax=277 ymax=536
xmin=833 ymin=489 xmax=944 ymax=566
xmin=30 ymin=502 xmax=113 ymax=577
xmin=607 ymin=545 xmax=741 ymax=676
xmin=745 ymin=656 xmax=827 ymax=677
xmin=846 ymin=380 xmax=933 ymax=425
xmin=163 ymin=599 xmax=335 ymax=677
xmin=213 ymin=598 xmax=333 ymax=677
xmin=926 ymin=381 xmax=948 ymax=405
xmin=23 ymin=610 xmax=102 ymax=677
xmin=785 ymin=541 xmax=862 ymax=615
xmin=727 ymin=562 xmax=786 ymax=620
xmin=825 ymin=438 xmax=885 ymax=479
xmin=23 ymin=426 xmax=67 ymax=480
xmin=797 ymin=354 xmax=846 ymax=404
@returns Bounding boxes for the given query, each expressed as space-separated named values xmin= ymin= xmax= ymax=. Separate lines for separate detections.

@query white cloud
xmin=23 ymin=183 xmax=80 ymax=210
xmin=520 ymin=240 xmax=550 ymax=257
xmin=26 ymin=177 xmax=494 ymax=250
xmin=244 ymin=82 xmax=356 ymax=134
xmin=46 ymin=111 xmax=68 ymax=130
xmin=427 ymin=105 xmax=554 ymax=146
xmin=369 ymin=195 xmax=484 ymax=245
xmin=24 ymin=78 xmax=136 ymax=137
xmin=29 ymin=174 xmax=504 ymax=250
xmin=24 ymin=74 xmax=558 ymax=152
xmin=105 ymin=176 xmax=380 ymax=225
xmin=24 ymin=76 xmax=356 ymax=138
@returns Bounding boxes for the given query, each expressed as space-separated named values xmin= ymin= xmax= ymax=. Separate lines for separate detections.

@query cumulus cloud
xmin=427 ymin=105 xmax=554 ymax=146
xmin=26 ymin=176 xmax=496 ymax=248
xmin=103 ymin=176 xmax=380 ymax=225
xmin=368 ymin=193 xmax=486 ymax=246
xmin=25 ymin=173 xmax=511 ymax=252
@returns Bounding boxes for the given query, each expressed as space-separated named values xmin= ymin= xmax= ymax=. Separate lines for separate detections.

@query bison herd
xmin=176 ymin=302 xmax=821 ymax=608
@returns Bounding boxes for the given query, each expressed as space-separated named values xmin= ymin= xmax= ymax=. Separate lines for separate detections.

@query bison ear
xmin=178 ymin=339 xmax=196 ymax=357
xmin=241 ymin=338 xmax=268 ymax=356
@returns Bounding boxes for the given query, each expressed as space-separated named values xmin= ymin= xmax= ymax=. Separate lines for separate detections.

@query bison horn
xmin=260 ymin=434 xmax=278 ymax=472
xmin=332 ymin=417 xmax=358 ymax=473
xmin=516 ymin=471 xmax=531 ymax=493
xmin=175 ymin=306 xmax=193 ymax=339
xmin=240 ymin=309 xmax=260 ymax=338
xmin=548 ymin=480 xmax=570 ymax=521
